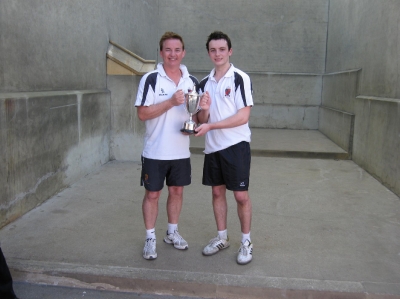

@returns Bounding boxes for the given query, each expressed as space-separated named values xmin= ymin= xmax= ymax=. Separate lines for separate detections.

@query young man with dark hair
xmin=196 ymin=31 xmax=254 ymax=265
xmin=135 ymin=32 xmax=198 ymax=260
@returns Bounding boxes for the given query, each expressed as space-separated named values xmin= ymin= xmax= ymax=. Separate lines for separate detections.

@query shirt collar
xmin=157 ymin=63 xmax=189 ymax=79
xmin=209 ymin=64 xmax=235 ymax=80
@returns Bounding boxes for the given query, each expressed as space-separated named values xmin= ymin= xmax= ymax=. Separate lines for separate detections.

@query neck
xmin=214 ymin=63 xmax=231 ymax=81
xmin=164 ymin=64 xmax=181 ymax=75
xmin=163 ymin=64 xmax=182 ymax=85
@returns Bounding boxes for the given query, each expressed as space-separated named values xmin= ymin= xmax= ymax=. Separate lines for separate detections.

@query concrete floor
xmin=1 ymin=130 xmax=400 ymax=298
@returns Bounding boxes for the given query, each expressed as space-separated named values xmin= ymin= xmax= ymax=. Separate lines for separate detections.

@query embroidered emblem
xmin=144 ymin=174 xmax=150 ymax=184
xmin=225 ymin=87 xmax=231 ymax=97
xmin=159 ymin=88 xmax=168 ymax=96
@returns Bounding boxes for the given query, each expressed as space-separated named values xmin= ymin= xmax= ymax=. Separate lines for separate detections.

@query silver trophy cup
xmin=181 ymin=85 xmax=201 ymax=134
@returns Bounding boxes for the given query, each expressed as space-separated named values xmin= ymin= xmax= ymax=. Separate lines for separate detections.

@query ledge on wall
xmin=106 ymin=41 xmax=155 ymax=76
xmin=356 ymin=95 xmax=400 ymax=103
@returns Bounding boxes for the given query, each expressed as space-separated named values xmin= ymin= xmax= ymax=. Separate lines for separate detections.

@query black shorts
xmin=202 ymin=141 xmax=251 ymax=191
xmin=140 ymin=156 xmax=191 ymax=191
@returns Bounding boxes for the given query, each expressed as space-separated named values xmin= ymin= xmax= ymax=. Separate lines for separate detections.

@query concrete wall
xmin=353 ymin=97 xmax=399 ymax=196
xmin=0 ymin=0 xmax=158 ymax=227
xmin=0 ymin=91 xmax=111 ymax=227
xmin=320 ymin=70 xmax=358 ymax=154
xmin=0 ymin=0 xmax=158 ymax=92
xmin=159 ymin=0 xmax=329 ymax=130
xmin=324 ymin=0 xmax=400 ymax=196
xmin=326 ymin=0 xmax=400 ymax=99
xmin=108 ymin=75 xmax=145 ymax=161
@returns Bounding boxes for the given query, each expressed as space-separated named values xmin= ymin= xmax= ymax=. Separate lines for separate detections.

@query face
xmin=208 ymin=39 xmax=232 ymax=68
xmin=160 ymin=38 xmax=185 ymax=68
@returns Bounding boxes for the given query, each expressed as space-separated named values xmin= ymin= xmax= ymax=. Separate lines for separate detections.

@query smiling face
xmin=159 ymin=38 xmax=186 ymax=69
xmin=207 ymin=39 xmax=233 ymax=69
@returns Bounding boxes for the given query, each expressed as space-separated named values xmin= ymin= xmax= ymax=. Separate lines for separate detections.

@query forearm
xmin=209 ymin=106 xmax=251 ymax=130
xmin=197 ymin=109 xmax=209 ymax=124
xmin=137 ymin=100 xmax=174 ymax=121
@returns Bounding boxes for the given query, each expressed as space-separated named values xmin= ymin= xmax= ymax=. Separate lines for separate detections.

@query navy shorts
xmin=140 ymin=156 xmax=191 ymax=191
xmin=202 ymin=141 xmax=251 ymax=191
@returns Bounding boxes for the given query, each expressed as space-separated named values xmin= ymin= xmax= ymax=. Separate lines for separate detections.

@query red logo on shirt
xmin=225 ymin=87 xmax=231 ymax=97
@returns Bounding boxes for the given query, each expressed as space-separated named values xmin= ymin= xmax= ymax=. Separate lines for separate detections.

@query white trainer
xmin=237 ymin=239 xmax=253 ymax=265
xmin=163 ymin=230 xmax=188 ymax=250
xmin=143 ymin=238 xmax=157 ymax=260
xmin=202 ymin=235 xmax=230 ymax=256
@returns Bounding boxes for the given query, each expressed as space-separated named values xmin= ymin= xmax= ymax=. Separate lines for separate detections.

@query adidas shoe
xmin=143 ymin=238 xmax=157 ymax=260
xmin=202 ymin=235 xmax=230 ymax=256
xmin=237 ymin=239 xmax=253 ymax=265
xmin=163 ymin=230 xmax=188 ymax=250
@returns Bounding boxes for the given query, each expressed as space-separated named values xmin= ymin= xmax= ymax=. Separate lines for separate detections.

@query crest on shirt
xmin=159 ymin=88 xmax=168 ymax=96
xmin=225 ymin=87 xmax=231 ymax=97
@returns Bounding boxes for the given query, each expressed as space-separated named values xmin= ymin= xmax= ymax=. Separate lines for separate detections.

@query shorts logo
xmin=240 ymin=182 xmax=245 ymax=187
xmin=225 ymin=87 xmax=231 ymax=97
xmin=159 ymin=88 xmax=168 ymax=96
xmin=144 ymin=173 xmax=150 ymax=184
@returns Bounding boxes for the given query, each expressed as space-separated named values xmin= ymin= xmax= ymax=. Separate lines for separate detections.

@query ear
xmin=182 ymin=49 xmax=186 ymax=59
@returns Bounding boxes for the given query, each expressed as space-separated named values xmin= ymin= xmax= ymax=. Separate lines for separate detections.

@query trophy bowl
xmin=181 ymin=86 xmax=201 ymax=134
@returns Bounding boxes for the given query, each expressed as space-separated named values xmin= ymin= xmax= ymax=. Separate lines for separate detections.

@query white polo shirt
xmin=198 ymin=64 xmax=253 ymax=154
xmin=135 ymin=63 xmax=198 ymax=160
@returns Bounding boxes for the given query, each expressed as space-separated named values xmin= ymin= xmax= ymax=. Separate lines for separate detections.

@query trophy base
xmin=181 ymin=121 xmax=197 ymax=135
xmin=180 ymin=128 xmax=196 ymax=134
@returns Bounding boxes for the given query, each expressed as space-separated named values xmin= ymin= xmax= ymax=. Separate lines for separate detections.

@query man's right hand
xmin=170 ymin=89 xmax=185 ymax=106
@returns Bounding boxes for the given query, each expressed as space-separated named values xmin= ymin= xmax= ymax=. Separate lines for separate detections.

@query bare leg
xmin=166 ymin=186 xmax=184 ymax=224
xmin=142 ymin=190 xmax=161 ymax=229
xmin=212 ymin=185 xmax=228 ymax=231
xmin=233 ymin=190 xmax=252 ymax=234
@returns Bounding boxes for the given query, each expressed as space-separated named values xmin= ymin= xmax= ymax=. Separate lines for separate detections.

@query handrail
xmin=107 ymin=41 xmax=155 ymax=75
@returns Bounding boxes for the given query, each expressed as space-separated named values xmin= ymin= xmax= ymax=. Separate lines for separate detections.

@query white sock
xmin=218 ymin=229 xmax=228 ymax=240
xmin=167 ymin=223 xmax=178 ymax=235
xmin=146 ymin=228 xmax=156 ymax=240
xmin=241 ymin=232 xmax=251 ymax=244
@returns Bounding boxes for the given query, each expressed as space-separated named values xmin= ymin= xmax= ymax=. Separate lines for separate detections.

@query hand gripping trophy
xmin=181 ymin=85 xmax=201 ymax=134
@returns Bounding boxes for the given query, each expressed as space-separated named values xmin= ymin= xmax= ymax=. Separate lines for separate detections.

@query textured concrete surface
xmin=13 ymin=282 xmax=201 ymax=299
xmin=353 ymin=97 xmax=400 ymax=197
xmin=161 ymin=0 xmax=329 ymax=73
xmin=1 ymin=135 xmax=399 ymax=297
xmin=324 ymin=1 xmax=400 ymax=199
xmin=0 ymin=0 xmax=158 ymax=92
xmin=326 ymin=0 xmax=400 ymax=99
xmin=0 ymin=90 xmax=111 ymax=228
xmin=191 ymin=129 xmax=348 ymax=160
xmin=107 ymin=75 xmax=144 ymax=161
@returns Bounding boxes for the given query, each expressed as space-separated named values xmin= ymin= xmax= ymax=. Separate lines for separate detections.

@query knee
xmin=212 ymin=186 xmax=226 ymax=199
xmin=168 ymin=186 xmax=184 ymax=197
xmin=145 ymin=191 xmax=161 ymax=202
xmin=234 ymin=192 xmax=250 ymax=206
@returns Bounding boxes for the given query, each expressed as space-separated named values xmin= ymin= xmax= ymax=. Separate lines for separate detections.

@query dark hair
xmin=206 ymin=31 xmax=232 ymax=51
xmin=159 ymin=31 xmax=185 ymax=51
